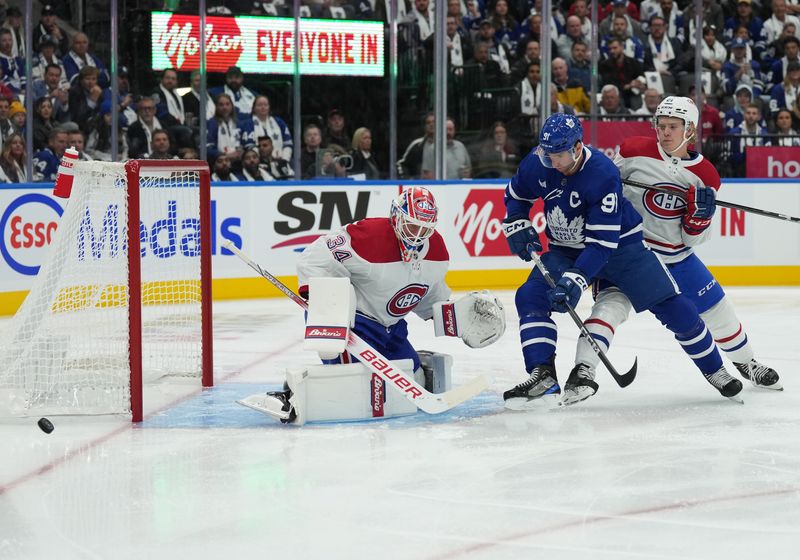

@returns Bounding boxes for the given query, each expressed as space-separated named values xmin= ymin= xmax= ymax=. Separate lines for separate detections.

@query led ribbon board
xmin=151 ymin=11 xmax=385 ymax=77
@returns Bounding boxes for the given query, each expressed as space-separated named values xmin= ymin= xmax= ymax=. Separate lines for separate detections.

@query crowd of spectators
xmin=3 ymin=0 xmax=800 ymax=183
xmin=0 ymin=1 xmax=389 ymax=183
xmin=394 ymin=0 xmax=800 ymax=178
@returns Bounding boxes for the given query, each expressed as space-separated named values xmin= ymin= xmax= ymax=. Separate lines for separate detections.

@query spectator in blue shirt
xmin=768 ymin=36 xmax=800 ymax=89
xmin=33 ymin=127 xmax=68 ymax=182
xmin=209 ymin=66 xmax=257 ymax=117
xmin=0 ymin=29 xmax=25 ymax=95
xmin=722 ymin=37 xmax=764 ymax=97
xmin=62 ymin=32 xmax=109 ymax=88
xmin=729 ymin=103 xmax=771 ymax=175
xmin=724 ymin=0 xmax=766 ymax=57
xmin=206 ymin=93 xmax=254 ymax=164
xmin=769 ymin=60 xmax=800 ymax=115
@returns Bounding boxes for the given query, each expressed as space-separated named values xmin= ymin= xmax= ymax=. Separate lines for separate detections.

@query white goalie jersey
xmin=615 ymin=136 xmax=721 ymax=264
xmin=297 ymin=217 xmax=452 ymax=327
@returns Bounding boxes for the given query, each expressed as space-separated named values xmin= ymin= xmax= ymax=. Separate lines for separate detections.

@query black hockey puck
xmin=38 ymin=418 xmax=54 ymax=434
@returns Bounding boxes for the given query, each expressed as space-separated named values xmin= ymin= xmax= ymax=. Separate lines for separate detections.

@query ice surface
xmin=1 ymin=288 xmax=798 ymax=559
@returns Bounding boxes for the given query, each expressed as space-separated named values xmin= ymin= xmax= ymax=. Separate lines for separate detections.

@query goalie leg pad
xmin=433 ymin=290 xmax=506 ymax=348
xmin=417 ymin=350 xmax=453 ymax=393
xmin=303 ymin=277 xmax=357 ymax=360
xmin=287 ymin=360 xmax=418 ymax=425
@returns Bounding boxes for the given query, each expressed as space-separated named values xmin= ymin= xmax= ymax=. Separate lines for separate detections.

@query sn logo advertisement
xmin=0 ymin=191 xmax=242 ymax=277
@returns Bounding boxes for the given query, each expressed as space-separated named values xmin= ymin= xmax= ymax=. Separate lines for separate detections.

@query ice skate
xmin=237 ymin=390 xmax=297 ymax=423
xmin=504 ymin=362 xmax=560 ymax=410
xmin=734 ymin=359 xmax=783 ymax=391
xmin=704 ymin=367 xmax=744 ymax=403
xmin=560 ymin=363 xmax=599 ymax=406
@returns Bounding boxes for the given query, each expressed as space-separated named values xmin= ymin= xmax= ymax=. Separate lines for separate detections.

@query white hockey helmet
xmin=653 ymin=96 xmax=699 ymax=131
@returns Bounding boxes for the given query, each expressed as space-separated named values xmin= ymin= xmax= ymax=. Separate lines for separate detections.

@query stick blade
xmin=416 ymin=374 xmax=490 ymax=414
xmin=613 ymin=358 xmax=637 ymax=388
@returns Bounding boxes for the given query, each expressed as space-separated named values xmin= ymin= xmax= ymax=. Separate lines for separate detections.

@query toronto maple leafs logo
xmin=547 ymin=206 xmax=585 ymax=244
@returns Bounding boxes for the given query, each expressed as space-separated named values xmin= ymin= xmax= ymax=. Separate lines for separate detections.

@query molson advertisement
xmin=151 ymin=11 xmax=385 ymax=76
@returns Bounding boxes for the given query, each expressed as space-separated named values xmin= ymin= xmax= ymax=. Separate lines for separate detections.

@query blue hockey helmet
xmin=536 ymin=113 xmax=583 ymax=168
xmin=538 ymin=113 xmax=583 ymax=153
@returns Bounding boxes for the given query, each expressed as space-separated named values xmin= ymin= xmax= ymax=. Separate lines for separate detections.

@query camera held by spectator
xmin=317 ymin=144 xmax=352 ymax=177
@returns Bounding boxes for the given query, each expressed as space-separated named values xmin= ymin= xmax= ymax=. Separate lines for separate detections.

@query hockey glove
xmin=548 ymin=269 xmax=588 ymax=313
xmin=683 ymin=184 xmax=716 ymax=234
xmin=503 ymin=215 xmax=542 ymax=261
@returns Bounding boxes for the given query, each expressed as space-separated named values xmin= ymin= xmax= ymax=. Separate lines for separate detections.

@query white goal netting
xmin=0 ymin=161 xmax=209 ymax=417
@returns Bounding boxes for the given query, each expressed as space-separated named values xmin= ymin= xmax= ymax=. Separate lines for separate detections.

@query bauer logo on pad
xmin=305 ymin=326 xmax=348 ymax=339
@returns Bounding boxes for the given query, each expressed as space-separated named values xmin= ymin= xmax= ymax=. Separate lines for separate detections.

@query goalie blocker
xmin=303 ymin=277 xmax=356 ymax=360
xmin=238 ymin=287 xmax=504 ymax=424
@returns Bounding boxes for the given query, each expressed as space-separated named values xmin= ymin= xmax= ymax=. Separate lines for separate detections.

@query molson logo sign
xmin=455 ymin=188 xmax=547 ymax=257
xmin=151 ymin=12 xmax=384 ymax=77
xmin=156 ymin=12 xmax=245 ymax=70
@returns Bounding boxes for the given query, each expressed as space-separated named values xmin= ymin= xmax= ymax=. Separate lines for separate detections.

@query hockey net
xmin=0 ymin=160 xmax=213 ymax=422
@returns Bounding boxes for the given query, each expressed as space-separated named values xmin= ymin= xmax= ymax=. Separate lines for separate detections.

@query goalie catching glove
xmin=433 ymin=290 xmax=506 ymax=348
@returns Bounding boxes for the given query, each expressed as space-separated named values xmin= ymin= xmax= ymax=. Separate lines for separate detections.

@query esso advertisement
xmin=0 ymin=188 xmax=246 ymax=292
xmin=0 ymin=192 xmax=64 ymax=279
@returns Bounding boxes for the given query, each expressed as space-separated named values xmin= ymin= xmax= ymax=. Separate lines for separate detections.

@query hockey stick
xmin=224 ymin=240 xmax=489 ymax=414
xmin=528 ymin=246 xmax=637 ymax=388
xmin=623 ymin=178 xmax=800 ymax=224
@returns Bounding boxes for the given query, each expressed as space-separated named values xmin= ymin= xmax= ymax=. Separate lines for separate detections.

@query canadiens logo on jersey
xmin=642 ymin=183 xmax=687 ymax=220
xmin=386 ymin=284 xmax=429 ymax=317
xmin=546 ymin=206 xmax=585 ymax=244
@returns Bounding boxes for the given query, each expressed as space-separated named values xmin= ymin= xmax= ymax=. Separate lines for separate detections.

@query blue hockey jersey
xmin=505 ymin=145 xmax=643 ymax=281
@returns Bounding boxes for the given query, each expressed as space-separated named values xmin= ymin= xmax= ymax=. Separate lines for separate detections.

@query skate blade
xmin=504 ymin=393 xmax=561 ymax=411
xmin=726 ymin=394 xmax=745 ymax=404
xmin=752 ymin=381 xmax=784 ymax=391
xmin=558 ymin=390 xmax=596 ymax=407
xmin=236 ymin=395 xmax=292 ymax=420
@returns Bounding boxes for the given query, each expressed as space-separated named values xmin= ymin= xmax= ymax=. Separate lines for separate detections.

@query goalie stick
xmin=224 ymin=240 xmax=490 ymax=414
xmin=622 ymin=178 xmax=800 ymax=224
xmin=528 ymin=245 xmax=638 ymax=388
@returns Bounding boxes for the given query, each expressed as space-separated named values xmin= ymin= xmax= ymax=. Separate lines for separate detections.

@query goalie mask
xmin=390 ymin=186 xmax=438 ymax=261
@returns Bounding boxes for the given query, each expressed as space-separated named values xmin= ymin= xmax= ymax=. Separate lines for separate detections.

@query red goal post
xmin=0 ymin=159 xmax=213 ymax=422
xmin=127 ymin=160 xmax=214 ymax=422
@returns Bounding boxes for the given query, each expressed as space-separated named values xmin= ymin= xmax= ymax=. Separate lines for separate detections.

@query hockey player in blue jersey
xmin=502 ymin=113 xmax=743 ymax=408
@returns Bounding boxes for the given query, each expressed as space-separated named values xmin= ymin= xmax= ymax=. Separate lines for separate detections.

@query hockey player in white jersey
xmin=566 ymin=96 xmax=782 ymax=405
xmin=238 ymin=186 xmax=506 ymax=424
